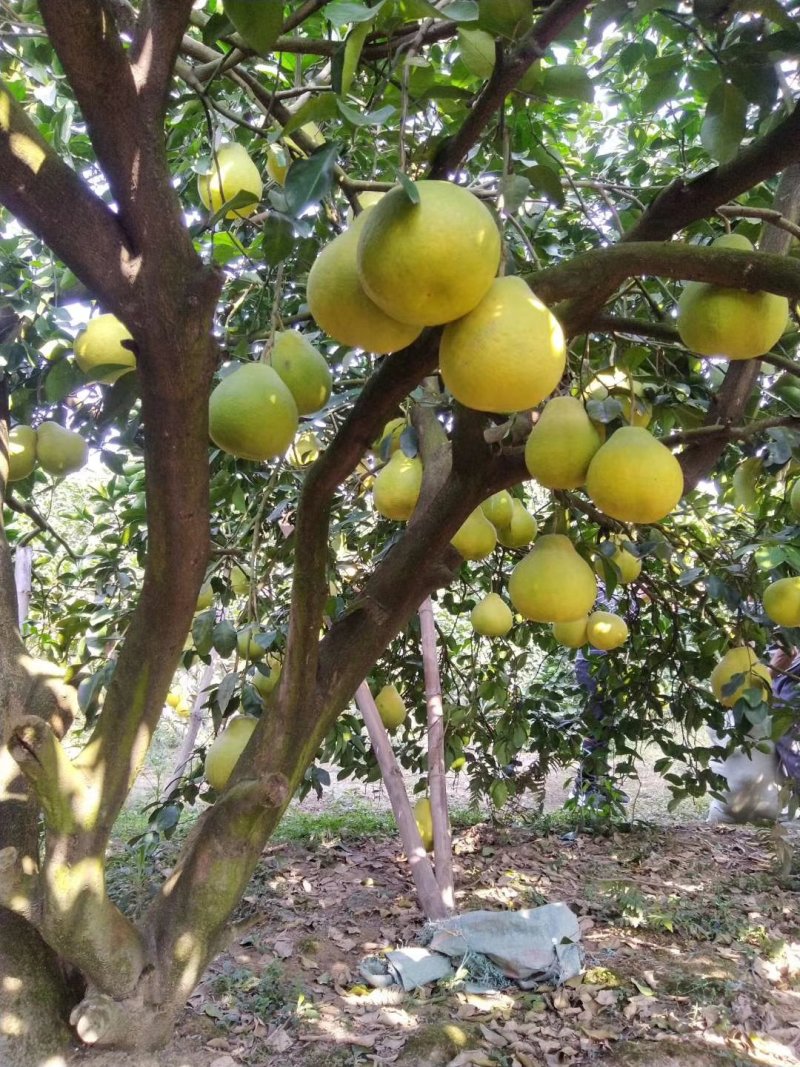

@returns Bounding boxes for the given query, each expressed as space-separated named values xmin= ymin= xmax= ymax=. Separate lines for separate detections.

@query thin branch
xmin=429 ymin=0 xmax=594 ymax=178
xmin=763 ymin=351 xmax=800 ymax=379
xmin=5 ymin=494 xmax=78 ymax=559
xmin=663 ymin=415 xmax=800 ymax=447
xmin=561 ymin=97 xmax=800 ymax=338
xmin=716 ymin=204 xmax=800 ymax=241
xmin=591 ymin=314 xmax=680 ymax=343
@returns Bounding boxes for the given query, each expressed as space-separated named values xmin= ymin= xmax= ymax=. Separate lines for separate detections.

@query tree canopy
xmin=1 ymin=0 xmax=799 ymax=1060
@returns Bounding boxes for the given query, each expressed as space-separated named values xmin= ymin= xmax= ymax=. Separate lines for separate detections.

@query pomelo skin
xmin=357 ymin=180 xmax=501 ymax=326
xmin=676 ymin=235 xmax=788 ymax=360
xmin=585 ymin=426 xmax=683 ymax=524
xmin=307 ymin=218 xmax=422 ymax=354
xmin=763 ymin=577 xmax=800 ymax=627
xmin=439 ymin=276 xmax=566 ymax=414
xmin=209 ymin=363 xmax=299 ymax=461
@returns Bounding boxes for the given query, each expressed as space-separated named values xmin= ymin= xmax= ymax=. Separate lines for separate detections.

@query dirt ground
xmin=64 ymin=810 xmax=800 ymax=1067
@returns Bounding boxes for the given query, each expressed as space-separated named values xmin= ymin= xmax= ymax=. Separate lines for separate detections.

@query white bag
xmin=707 ymin=718 xmax=784 ymax=824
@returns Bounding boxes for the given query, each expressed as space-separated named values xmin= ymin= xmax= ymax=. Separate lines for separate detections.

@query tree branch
xmin=664 ymin=415 xmax=800 ymax=447
xmin=429 ymin=0 xmax=594 ymax=178
xmin=560 ymin=97 xmax=800 ymax=337
xmin=131 ymin=1 xmax=195 ymax=123
xmin=39 ymin=0 xmax=195 ymax=264
xmin=0 ymin=80 xmax=133 ymax=315
xmin=528 ymin=242 xmax=800 ymax=330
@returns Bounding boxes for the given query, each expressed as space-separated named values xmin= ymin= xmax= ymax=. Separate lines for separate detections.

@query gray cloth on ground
xmin=359 ymin=904 xmax=583 ymax=993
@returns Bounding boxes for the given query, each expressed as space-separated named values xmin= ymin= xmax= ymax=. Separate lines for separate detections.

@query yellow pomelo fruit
xmin=790 ymin=480 xmax=800 ymax=518
xmin=36 ymin=422 xmax=88 ymax=476
xmin=287 ymin=430 xmax=322 ymax=467
xmin=266 ymin=143 xmax=289 ymax=186
xmin=372 ymin=451 xmax=422 ymax=521
xmin=496 ymin=498 xmax=538 ymax=548
xmin=196 ymin=580 xmax=214 ymax=611
xmin=373 ymin=417 xmax=407 ymax=458
xmin=584 ymin=368 xmax=643 ymax=400
xmin=166 ymin=690 xmax=182 ymax=708
xmin=375 ymin=684 xmax=407 ymax=730
xmin=525 ymin=396 xmax=601 ymax=489
xmin=209 ymin=363 xmax=299 ymax=461
xmin=356 ymin=190 xmax=384 ymax=211
xmin=269 ymin=330 xmax=332 ymax=416
xmin=252 ymin=653 xmax=282 ymax=698
xmin=357 ymin=180 xmax=501 ymax=326
xmin=509 ymin=533 xmax=597 ymax=623
xmin=451 ymin=507 xmax=497 ymax=560
xmin=440 ymin=276 xmax=566 ymax=414
xmin=732 ymin=457 xmax=760 ymax=511
xmin=552 ymin=616 xmax=589 ymax=648
xmin=237 ymin=626 xmax=266 ymax=661
xmin=587 ymin=610 xmax=629 ymax=651
xmin=585 ymin=426 xmax=683 ymax=524
xmin=596 ymin=537 xmax=641 ymax=584
xmin=763 ymin=577 xmax=800 ymax=627
xmin=175 ymin=701 xmax=191 ymax=718
xmin=7 ymin=424 xmax=37 ymax=481
xmin=231 ymin=565 xmax=250 ymax=596
xmin=307 ymin=217 xmax=423 ymax=354
xmin=620 ymin=396 xmax=653 ymax=428
xmin=676 ymin=235 xmax=789 ymax=360
xmin=414 ymin=796 xmax=434 ymax=852
xmin=204 ymin=715 xmax=258 ymax=791
xmin=198 ymin=142 xmax=262 ymax=219
xmin=471 ymin=592 xmax=513 ymax=637
xmin=74 ymin=314 xmax=136 ymax=383
xmin=711 ymin=646 xmax=771 ymax=707
xmin=481 ymin=490 xmax=513 ymax=529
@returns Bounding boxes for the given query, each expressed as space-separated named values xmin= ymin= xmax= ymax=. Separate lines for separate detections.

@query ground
xmin=60 ymin=759 xmax=800 ymax=1067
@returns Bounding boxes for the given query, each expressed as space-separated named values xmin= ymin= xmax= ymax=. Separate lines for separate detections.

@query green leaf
xmin=523 ymin=164 xmax=564 ymax=206
xmin=396 ymin=172 xmax=421 ymax=203
xmin=755 ymin=543 xmax=786 ymax=570
xmin=640 ymin=72 xmax=679 ymax=113
xmin=701 ymin=82 xmax=747 ymax=164
xmin=324 ymin=0 xmax=385 ymax=22
xmin=336 ymin=100 xmax=395 ymax=126
xmin=192 ymin=611 xmax=215 ymax=657
xmin=540 ymin=65 xmax=594 ymax=103
xmin=44 ymin=359 xmax=81 ymax=403
xmin=213 ymin=620 xmax=238 ymax=657
xmin=500 ymin=173 xmax=531 ymax=213
xmin=478 ymin=0 xmax=531 ymax=38
xmin=262 ymin=215 xmax=295 ymax=265
xmin=216 ymin=672 xmax=238 ymax=714
xmin=224 ymin=0 xmax=284 ymax=54
xmin=283 ymin=142 xmax=339 ymax=215
xmin=281 ymin=94 xmax=339 ymax=137
xmin=441 ymin=0 xmax=480 ymax=20
xmin=458 ymin=27 xmax=496 ymax=78
xmin=340 ymin=20 xmax=374 ymax=95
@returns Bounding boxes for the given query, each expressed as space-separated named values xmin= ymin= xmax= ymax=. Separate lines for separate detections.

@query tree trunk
xmin=0 ymin=752 xmax=75 ymax=1066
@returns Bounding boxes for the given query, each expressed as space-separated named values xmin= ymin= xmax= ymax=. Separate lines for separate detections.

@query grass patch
xmin=274 ymin=797 xmax=483 ymax=844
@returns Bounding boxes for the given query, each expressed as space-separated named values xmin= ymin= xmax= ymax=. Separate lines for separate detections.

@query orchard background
xmin=1 ymin=0 xmax=800 ymax=1064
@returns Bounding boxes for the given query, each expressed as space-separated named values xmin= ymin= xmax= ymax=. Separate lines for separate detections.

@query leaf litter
xmin=69 ymin=821 xmax=800 ymax=1067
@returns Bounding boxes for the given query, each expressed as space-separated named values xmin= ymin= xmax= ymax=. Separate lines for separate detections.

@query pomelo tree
xmin=1 ymin=0 xmax=800 ymax=1061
